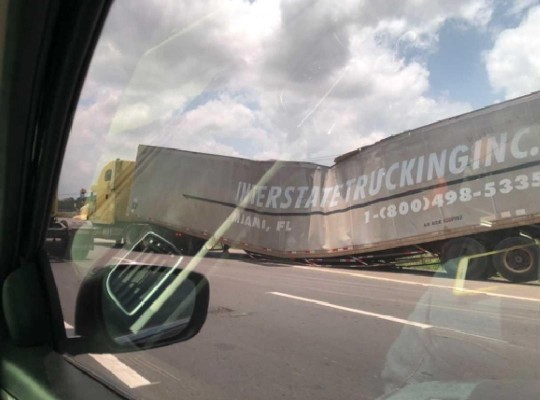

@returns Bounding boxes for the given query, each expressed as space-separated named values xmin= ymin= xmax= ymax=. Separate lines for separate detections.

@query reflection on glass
xmin=103 ymin=263 xmax=196 ymax=346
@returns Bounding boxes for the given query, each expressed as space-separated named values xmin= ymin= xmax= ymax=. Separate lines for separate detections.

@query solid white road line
xmin=269 ymin=292 xmax=508 ymax=344
xmin=291 ymin=265 xmax=540 ymax=303
xmin=63 ymin=321 xmax=153 ymax=389
xmin=269 ymin=291 xmax=432 ymax=329
xmin=88 ymin=354 xmax=153 ymax=389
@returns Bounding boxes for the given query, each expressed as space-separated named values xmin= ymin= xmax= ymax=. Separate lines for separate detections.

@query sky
xmin=58 ymin=0 xmax=540 ymax=197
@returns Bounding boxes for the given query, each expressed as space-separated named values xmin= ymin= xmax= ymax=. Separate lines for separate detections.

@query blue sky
xmin=427 ymin=20 xmax=495 ymax=108
xmin=427 ymin=2 xmax=537 ymax=108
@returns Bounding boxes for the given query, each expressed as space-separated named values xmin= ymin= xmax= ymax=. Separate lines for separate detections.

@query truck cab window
xmin=104 ymin=169 xmax=112 ymax=182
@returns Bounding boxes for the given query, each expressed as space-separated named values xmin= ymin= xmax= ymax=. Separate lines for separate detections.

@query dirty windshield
xmin=49 ymin=1 xmax=540 ymax=399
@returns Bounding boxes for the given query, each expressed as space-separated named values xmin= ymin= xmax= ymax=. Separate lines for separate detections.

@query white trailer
xmin=127 ymin=92 xmax=540 ymax=282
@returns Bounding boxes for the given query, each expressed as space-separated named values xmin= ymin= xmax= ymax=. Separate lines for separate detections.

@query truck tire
xmin=440 ymin=237 xmax=487 ymax=280
xmin=492 ymin=237 xmax=539 ymax=283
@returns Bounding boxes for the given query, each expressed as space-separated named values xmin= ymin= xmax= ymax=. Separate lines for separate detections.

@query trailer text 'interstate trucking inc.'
xmin=233 ymin=128 xmax=539 ymax=213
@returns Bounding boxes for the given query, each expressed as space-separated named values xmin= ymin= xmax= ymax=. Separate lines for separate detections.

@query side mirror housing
xmin=68 ymin=260 xmax=209 ymax=354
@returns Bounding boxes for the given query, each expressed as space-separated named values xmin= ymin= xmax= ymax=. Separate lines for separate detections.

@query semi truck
xmin=85 ymin=91 xmax=540 ymax=282
xmin=80 ymin=158 xmax=207 ymax=255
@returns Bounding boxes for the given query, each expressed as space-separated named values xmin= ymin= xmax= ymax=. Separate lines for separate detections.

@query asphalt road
xmin=50 ymin=242 xmax=540 ymax=400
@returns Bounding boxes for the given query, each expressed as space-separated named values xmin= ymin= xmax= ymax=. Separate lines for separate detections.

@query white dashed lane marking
xmin=88 ymin=354 xmax=153 ymax=389
xmin=269 ymin=291 xmax=432 ymax=329
xmin=63 ymin=322 xmax=154 ymax=389
xmin=291 ymin=265 xmax=540 ymax=303
xmin=269 ymin=292 xmax=508 ymax=344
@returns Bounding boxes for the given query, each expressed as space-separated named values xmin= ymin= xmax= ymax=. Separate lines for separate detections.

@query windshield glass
xmin=49 ymin=1 xmax=540 ymax=399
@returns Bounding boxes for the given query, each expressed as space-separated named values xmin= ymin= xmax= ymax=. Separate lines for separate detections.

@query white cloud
xmin=59 ymin=0 xmax=493 ymax=194
xmin=506 ymin=0 xmax=538 ymax=16
xmin=485 ymin=5 xmax=540 ymax=99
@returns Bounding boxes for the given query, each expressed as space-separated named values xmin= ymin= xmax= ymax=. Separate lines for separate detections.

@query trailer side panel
xmin=129 ymin=93 xmax=540 ymax=257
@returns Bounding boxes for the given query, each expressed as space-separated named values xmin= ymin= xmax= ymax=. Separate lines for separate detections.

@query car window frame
xmin=0 ymin=1 xmax=136 ymax=399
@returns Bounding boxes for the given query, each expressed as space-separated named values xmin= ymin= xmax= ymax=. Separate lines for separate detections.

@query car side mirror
xmin=67 ymin=259 xmax=209 ymax=354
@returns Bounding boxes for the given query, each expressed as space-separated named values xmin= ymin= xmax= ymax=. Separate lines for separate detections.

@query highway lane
xmin=50 ymin=242 xmax=540 ymax=400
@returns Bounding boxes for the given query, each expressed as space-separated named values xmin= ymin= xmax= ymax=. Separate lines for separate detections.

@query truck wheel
xmin=440 ymin=237 xmax=487 ymax=280
xmin=492 ymin=237 xmax=539 ymax=283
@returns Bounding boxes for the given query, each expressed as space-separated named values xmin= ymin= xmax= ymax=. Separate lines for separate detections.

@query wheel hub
xmin=505 ymin=248 xmax=532 ymax=273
